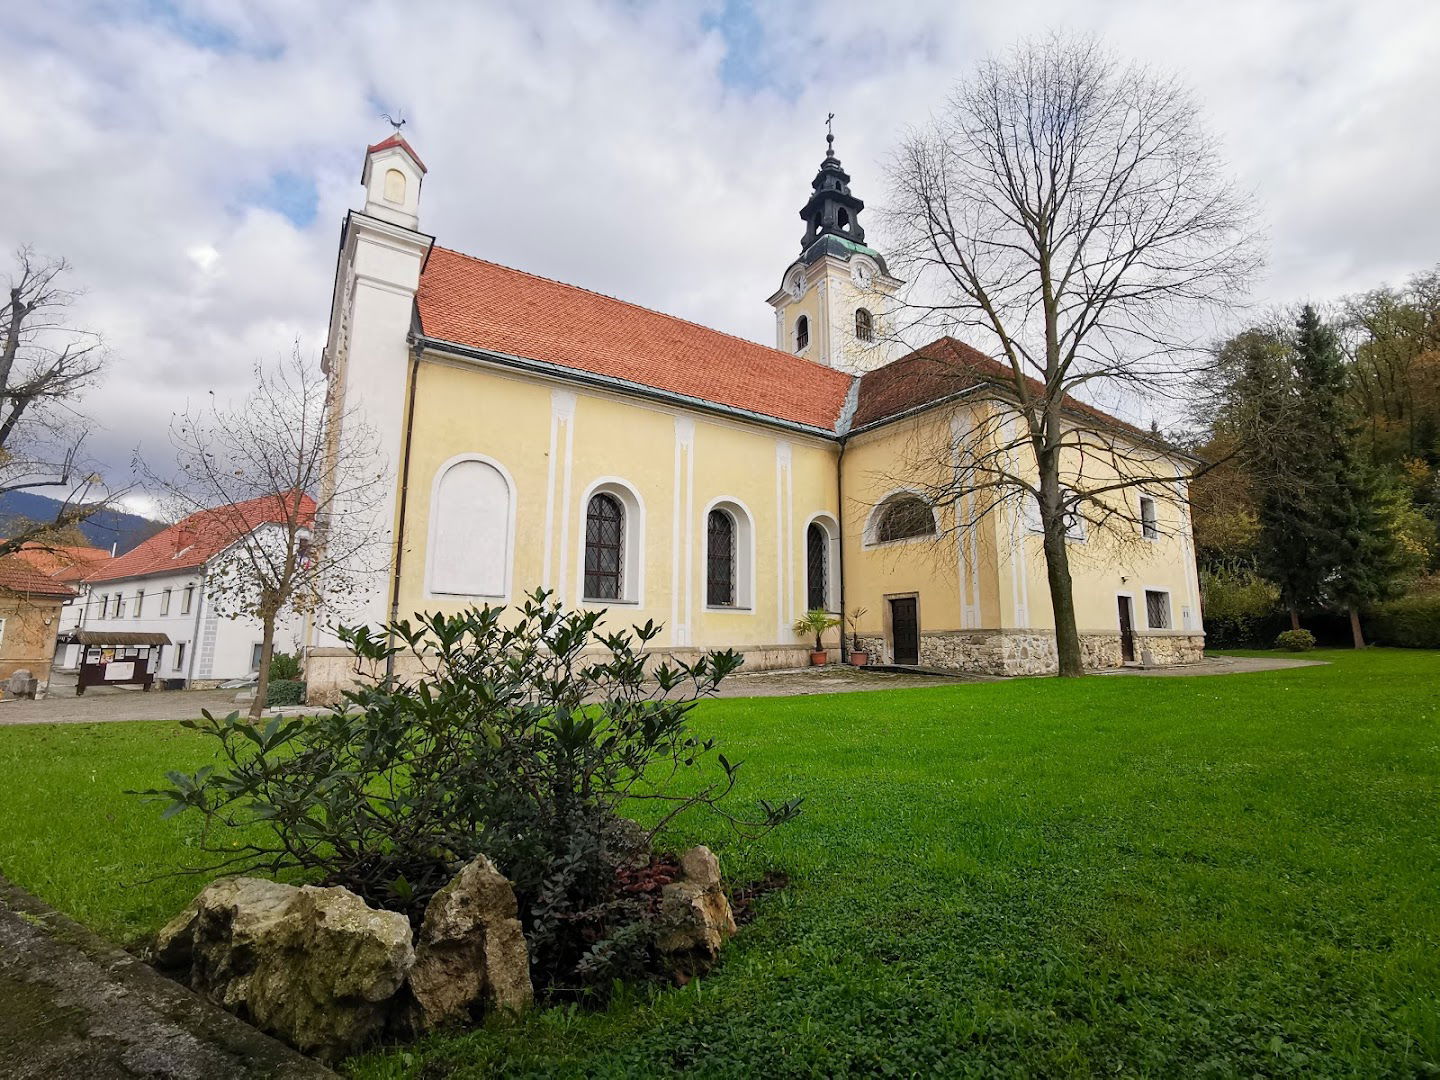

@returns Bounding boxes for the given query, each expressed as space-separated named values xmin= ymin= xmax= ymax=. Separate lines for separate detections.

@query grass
xmin=0 ymin=648 xmax=1437 ymax=1076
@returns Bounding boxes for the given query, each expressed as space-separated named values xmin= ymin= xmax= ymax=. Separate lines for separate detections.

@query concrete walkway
xmin=0 ymin=875 xmax=331 ymax=1079
xmin=1096 ymin=654 xmax=1327 ymax=677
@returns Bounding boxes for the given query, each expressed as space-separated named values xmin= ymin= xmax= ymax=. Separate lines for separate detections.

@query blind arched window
xmin=430 ymin=458 xmax=510 ymax=596
xmin=584 ymin=492 xmax=624 ymax=600
xmin=806 ymin=522 xmax=829 ymax=611
xmin=706 ymin=508 xmax=737 ymax=607
xmin=795 ymin=315 xmax=809 ymax=352
xmin=874 ymin=495 xmax=936 ymax=543
xmin=855 ymin=307 xmax=873 ymax=342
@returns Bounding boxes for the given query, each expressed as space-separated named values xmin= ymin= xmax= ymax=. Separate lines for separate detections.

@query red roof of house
xmin=0 ymin=557 xmax=78 ymax=598
xmin=416 ymin=247 xmax=855 ymax=431
xmin=6 ymin=543 xmax=112 ymax=585
xmin=366 ymin=134 xmax=427 ymax=173
xmin=84 ymin=493 xmax=315 ymax=585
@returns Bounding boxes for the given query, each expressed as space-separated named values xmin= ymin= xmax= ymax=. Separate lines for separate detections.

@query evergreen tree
xmin=1288 ymin=305 xmax=1407 ymax=646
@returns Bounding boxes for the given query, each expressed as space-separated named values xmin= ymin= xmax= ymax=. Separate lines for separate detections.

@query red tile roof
xmin=366 ymin=134 xmax=427 ymax=173
xmin=0 ymin=557 xmax=77 ymax=598
xmin=416 ymin=247 xmax=854 ymax=431
xmin=851 ymin=336 xmax=1147 ymax=438
xmin=6 ymin=543 xmax=112 ymax=584
xmin=84 ymin=493 xmax=315 ymax=585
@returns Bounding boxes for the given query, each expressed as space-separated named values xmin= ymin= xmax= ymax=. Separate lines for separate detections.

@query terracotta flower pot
xmin=849 ymin=651 xmax=869 ymax=667
xmin=809 ymin=650 xmax=828 ymax=666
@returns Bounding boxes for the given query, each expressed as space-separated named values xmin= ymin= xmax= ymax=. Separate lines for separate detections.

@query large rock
xmin=656 ymin=846 xmax=736 ymax=977
xmin=158 ymin=876 xmax=414 ymax=1061
xmin=405 ymin=855 xmax=532 ymax=1032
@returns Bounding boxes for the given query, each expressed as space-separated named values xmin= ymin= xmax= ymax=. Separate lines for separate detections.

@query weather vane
xmin=826 ymin=112 xmax=835 ymax=155
xmin=380 ymin=110 xmax=407 ymax=135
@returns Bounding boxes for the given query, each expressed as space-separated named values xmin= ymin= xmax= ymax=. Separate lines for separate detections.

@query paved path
xmin=0 ymin=875 xmax=331 ymax=1079
xmin=0 ymin=685 xmax=244 ymax=726
xmin=1096 ymin=654 xmax=1327 ymax=677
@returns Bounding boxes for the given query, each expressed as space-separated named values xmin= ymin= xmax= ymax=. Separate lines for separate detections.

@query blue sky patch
xmin=253 ymin=171 xmax=318 ymax=228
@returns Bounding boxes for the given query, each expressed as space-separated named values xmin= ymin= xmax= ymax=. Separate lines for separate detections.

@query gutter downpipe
xmin=385 ymin=340 xmax=423 ymax=684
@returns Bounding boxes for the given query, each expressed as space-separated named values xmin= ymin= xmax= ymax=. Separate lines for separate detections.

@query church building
xmin=305 ymin=130 xmax=1205 ymax=697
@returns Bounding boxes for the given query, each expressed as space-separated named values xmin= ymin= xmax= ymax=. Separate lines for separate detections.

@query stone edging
xmin=0 ymin=873 xmax=334 ymax=1079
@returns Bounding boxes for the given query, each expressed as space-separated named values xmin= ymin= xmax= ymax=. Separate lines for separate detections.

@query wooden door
xmin=1117 ymin=595 xmax=1136 ymax=663
xmin=890 ymin=597 xmax=919 ymax=666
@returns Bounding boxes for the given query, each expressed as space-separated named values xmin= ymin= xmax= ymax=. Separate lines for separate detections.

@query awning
xmin=73 ymin=630 xmax=172 ymax=646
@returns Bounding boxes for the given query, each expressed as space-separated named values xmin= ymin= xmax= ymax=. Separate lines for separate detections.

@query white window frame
xmin=174 ymin=642 xmax=187 ymax=672
xmin=702 ymin=496 xmax=756 ymax=612
xmin=1144 ymin=588 xmax=1173 ymax=630
xmin=134 ymin=589 xmax=144 ymax=618
xmin=181 ymin=586 xmax=194 ymax=614
xmin=97 ymin=593 xmax=108 ymax=620
xmin=1139 ymin=495 xmax=1159 ymax=541
xmin=864 ymin=489 xmax=937 ymax=548
xmin=160 ymin=588 xmax=172 ymax=615
xmin=577 ymin=477 xmax=645 ymax=606
xmin=794 ymin=314 xmax=810 ymax=353
xmin=250 ymin=642 xmax=264 ymax=671
xmin=804 ymin=513 xmax=841 ymax=613
xmin=425 ymin=452 xmax=517 ymax=600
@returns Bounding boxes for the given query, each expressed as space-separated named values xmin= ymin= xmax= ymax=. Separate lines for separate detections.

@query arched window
xmin=795 ymin=314 xmax=809 ymax=352
xmin=838 ymin=207 xmax=851 ymax=230
xmin=873 ymin=494 xmax=936 ymax=544
xmin=707 ymin=508 xmax=736 ymax=607
xmin=429 ymin=457 xmax=512 ymax=596
xmin=806 ymin=521 xmax=829 ymax=611
xmin=383 ymin=168 xmax=406 ymax=204
xmin=855 ymin=307 xmax=873 ymax=342
xmin=584 ymin=492 xmax=624 ymax=600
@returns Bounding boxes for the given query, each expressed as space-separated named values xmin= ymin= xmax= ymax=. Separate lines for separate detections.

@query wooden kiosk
xmin=72 ymin=630 xmax=170 ymax=695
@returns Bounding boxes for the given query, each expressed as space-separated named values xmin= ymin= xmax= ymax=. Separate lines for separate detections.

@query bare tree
xmin=140 ymin=347 xmax=386 ymax=715
xmin=885 ymin=33 xmax=1260 ymax=675
xmin=0 ymin=247 xmax=111 ymax=554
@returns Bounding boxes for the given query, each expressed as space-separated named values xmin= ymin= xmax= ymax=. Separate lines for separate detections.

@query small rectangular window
xmin=160 ymin=588 xmax=172 ymax=615
xmin=1139 ymin=497 xmax=1159 ymax=540
xmin=97 ymin=593 xmax=108 ymax=620
xmin=182 ymin=586 xmax=194 ymax=614
xmin=250 ymin=643 xmax=263 ymax=671
xmin=1145 ymin=590 xmax=1171 ymax=629
xmin=134 ymin=590 xmax=144 ymax=618
xmin=174 ymin=642 xmax=187 ymax=671
xmin=113 ymin=594 xmax=124 ymax=618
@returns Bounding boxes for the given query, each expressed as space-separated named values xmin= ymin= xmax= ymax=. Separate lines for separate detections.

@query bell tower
xmin=767 ymin=120 xmax=903 ymax=374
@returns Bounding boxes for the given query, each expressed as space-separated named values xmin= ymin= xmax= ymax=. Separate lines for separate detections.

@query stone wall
xmin=305 ymin=642 xmax=817 ymax=705
xmin=857 ymin=629 xmax=1205 ymax=677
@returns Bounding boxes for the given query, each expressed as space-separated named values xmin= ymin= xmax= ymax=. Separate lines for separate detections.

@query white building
xmin=71 ymin=496 xmax=306 ymax=686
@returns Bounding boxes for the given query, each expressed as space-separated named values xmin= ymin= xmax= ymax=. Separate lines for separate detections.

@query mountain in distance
xmin=0 ymin=490 xmax=163 ymax=555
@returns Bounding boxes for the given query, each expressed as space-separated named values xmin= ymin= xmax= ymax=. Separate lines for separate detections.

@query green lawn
xmin=1 ymin=649 xmax=1437 ymax=1077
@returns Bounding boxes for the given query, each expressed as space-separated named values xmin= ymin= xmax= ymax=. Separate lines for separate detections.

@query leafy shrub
xmin=265 ymin=678 xmax=306 ymax=706
xmin=1274 ymin=629 xmax=1316 ymax=651
xmin=136 ymin=590 xmax=800 ymax=995
xmin=1367 ymin=584 xmax=1440 ymax=648
xmin=267 ymin=650 xmax=303 ymax=680
xmin=1200 ymin=565 xmax=1280 ymax=647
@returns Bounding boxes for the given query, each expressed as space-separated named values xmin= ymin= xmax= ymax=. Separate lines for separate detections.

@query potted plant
xmin=794 ymin=609 xmax=841 ymax=666
xmin=845 ymin=607 xmax=870 ymax=666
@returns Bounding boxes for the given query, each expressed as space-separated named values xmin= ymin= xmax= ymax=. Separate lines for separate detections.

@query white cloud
xmin=6 ymin=0 xmax=1439 ymax=490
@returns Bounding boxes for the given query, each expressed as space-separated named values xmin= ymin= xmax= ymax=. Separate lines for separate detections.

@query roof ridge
xmin=430 ymin=246 xmax=854 ymax=381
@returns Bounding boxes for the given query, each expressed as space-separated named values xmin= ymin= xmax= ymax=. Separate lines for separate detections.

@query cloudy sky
xmin=7 ymin=0 xmax=1439 ymax=516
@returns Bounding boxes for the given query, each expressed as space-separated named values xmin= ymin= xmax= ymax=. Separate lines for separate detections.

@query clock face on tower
xmin=852 ymin=260 xmax=874 ymax=289
xmin=788 ymin=271 xmax=805 ymax=300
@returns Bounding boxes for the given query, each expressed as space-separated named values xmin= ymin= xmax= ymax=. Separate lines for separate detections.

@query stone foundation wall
xmin=304 ymin=643 xmax=817 ymax=705
xmin=857 ymin=630 xmax=1205 ymax=677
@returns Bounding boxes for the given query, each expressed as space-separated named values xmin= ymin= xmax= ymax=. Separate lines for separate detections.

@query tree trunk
xmin=1289 ymin=607 xmax=1301 ymax=631
xmin=249 ymin=615 xmax=277 ymax=718
xmin=1041 ymin=521 xmax=1084 ymax=677
xmin=1349 ymin=607 xmax=1365 ymax=649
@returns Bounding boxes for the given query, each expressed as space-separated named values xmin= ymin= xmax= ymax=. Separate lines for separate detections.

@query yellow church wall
xmin=394 ymin=352 xmax=841 ymax=661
